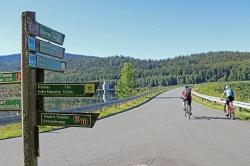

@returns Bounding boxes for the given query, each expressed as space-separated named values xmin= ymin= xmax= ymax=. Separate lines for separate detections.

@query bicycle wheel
xmin=231 ymin=111 xmax=235 ymax=120
xmin=188 ymin=106 xmax=191 ymax=119
xmin=228 ymin=103 xmax=234 ymax=120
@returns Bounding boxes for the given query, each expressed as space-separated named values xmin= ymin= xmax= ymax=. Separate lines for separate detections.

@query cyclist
xmin=181 ymin=85 xmax=192 ymax=111
xmin=221 ymin=85 xmax=234 ymax=116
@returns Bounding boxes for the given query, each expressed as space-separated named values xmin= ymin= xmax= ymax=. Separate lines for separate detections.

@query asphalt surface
xmin=1 ymin=88 xmax=250 ymax=166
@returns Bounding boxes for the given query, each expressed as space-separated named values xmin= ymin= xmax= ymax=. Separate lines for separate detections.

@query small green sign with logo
xmin=0 ymin=99 xmax=21 ymax=111
xmin=37 ymin=112 xmax=100 ymax=127
xmin=0 ymin=72 xmax=21 ymax=84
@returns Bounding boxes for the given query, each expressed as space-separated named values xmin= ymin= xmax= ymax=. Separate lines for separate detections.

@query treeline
xmin=1 ymin=51 xmax=250 ymax=88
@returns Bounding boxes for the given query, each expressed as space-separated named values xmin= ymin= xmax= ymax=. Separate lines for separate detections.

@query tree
xmin=116 ymin=62 xmax=136 ymax=98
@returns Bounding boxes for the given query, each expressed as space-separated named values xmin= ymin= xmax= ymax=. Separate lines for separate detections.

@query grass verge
xmin=0 ymin=86 xmax=175 ymax=140
xmin=193 ymin=96 xmax=250 ymax=120
xmin=0 ymin=124 xmax=59 ymax=140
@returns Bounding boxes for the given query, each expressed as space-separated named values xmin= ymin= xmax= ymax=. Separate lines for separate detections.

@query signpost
xmin=0 ymin=99 xmax=21 ymax=111
xmin=37 ymin=112 xmax=100 ymax=128
xmin=22 ymin=11 xmax=38 ymax=166
xmin=21 ymin=11 xmax=99 ymax=166
xmin=37 ymin=83 xmax=99 ymax=97
xmin=0 ymin=72 xmax=21 ymax=84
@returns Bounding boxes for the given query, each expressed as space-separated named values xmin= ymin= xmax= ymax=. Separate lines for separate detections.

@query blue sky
xmin=0 ymin=0 xmax=250 ymax=59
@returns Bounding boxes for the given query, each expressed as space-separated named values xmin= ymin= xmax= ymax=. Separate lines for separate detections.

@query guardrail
xmin=61 ymin=92 xmax=152 ymax=113
xmin=0 ymin=90 xmax=161 ymax=125
xmin=192 ymin=91 xmax=250 ymax=110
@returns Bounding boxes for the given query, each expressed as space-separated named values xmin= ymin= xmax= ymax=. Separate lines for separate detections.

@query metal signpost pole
xmin=21 ymin=11 xmax=38 ymax=166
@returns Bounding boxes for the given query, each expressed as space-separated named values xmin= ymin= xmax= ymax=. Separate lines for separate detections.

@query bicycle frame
xmin=224 ymin=100 xmax=234 ymax=119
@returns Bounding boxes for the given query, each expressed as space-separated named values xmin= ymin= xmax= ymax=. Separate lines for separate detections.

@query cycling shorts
xmin=183 ymin=98 xmax=192 ymax=107
xmin=226 ymin=96 xmax=234 ymax=105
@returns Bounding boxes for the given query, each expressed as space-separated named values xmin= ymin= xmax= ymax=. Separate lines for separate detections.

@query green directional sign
xmin=36 ymin=54 xmax=66 ymax=72
xmin=26 ymin=19 xmax=65 ymax=45
xmin=28 ymin=54 xmax=66 ymax=72
xmin=39 ymin=24 xmax=65 ymax=45
xmin=27 ymin=37 xmax=65 ymax=59
xmin=38 ymin=40 xmax=65 ymax=59
xmin=37 ymin=112 xmax=100 ymax=127
xmin=0 ymin=72 xmax=21 ymax=84
xmin=0 ymin=99 xmax=21 ymax=111
xmin=36 ymin=83 xmax=99 ymax=97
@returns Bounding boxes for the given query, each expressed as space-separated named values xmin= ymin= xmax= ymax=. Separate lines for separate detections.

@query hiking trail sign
xmin=36 ymin=83 xmax=99 ymax=97
xmin=0 ymin=98 xmax=21 ymax=111
xmin=0 ymin=72 xmax=21 ymax=84
xmin=37 ymin=112 xmax=100 ymax=128
xmin=26 ymin=18 xmax=65 ymax=45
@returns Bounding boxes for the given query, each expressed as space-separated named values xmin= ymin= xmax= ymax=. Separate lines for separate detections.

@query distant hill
xmin=0 ymin=54 xmax=20 ymax=62
xmin=1 ymin=51 xmax=250 ymax=87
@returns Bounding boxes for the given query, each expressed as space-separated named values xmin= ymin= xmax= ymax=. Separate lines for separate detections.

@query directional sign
xmin=39 ymin=24 xmax=65 ymax=45
xmin=37 ymin=112 xmax=100 ymax=127
xmin=28 ymin=54 xmax=66 ymax=72
xmin=26 ymin=19 xmax=65 ymax=45
xmin=0 ymin=72 xmax=21 ymax=84
xmin=27 ymin=37 xmax=64 ymax=59
xmin=0 ymin=99 xmax=21 ymax=111
xmin=38 ymin=39 xmax=65 ymax=59
xmin=36 ymin=83 xmax=99 ymax=97
xmin=37 ymin=54 xmax=66 ymax=72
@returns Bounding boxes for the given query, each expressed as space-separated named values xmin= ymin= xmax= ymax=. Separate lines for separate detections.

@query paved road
xmin=1 ymin=88 xmax=250 ymax=166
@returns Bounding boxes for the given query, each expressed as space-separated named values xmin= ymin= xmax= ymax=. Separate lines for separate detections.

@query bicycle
xmin=181 ymin=97 xmax=192 ymax=119
xmin=222 ymin=99 xmax=235 ymax=120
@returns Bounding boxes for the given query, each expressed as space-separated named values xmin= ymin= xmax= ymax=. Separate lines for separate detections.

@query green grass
xmin=195 ymin=81 xmax=250 ymax=102
xmin=193 ymin=81 xmax=250 ymax=120
xmin=0 ymin=124 xmax=60 ymax=140
xmin=0 ymin=86 xmax=175 ymax=139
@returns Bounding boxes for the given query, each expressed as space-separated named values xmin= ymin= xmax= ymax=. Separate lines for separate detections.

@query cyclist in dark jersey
xmin=181 ymin=85 xmax=192 ymax=109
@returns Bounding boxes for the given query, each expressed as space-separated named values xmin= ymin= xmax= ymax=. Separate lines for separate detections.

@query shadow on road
xmin=193 ymin=116 xmax=240 ymax=120
xmin=155 ymin=97 xmax=180 ymax=99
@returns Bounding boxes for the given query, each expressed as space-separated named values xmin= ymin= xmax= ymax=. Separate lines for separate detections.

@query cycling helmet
xmin=225 ymin=85 xmax=230 ymax=90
